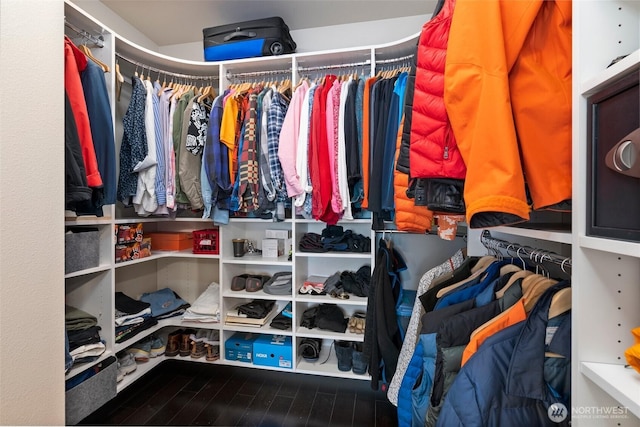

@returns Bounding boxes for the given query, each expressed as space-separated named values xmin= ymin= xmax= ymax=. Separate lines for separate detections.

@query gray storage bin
xmin=65 ymin=227 xmax=99 ymax=274
xmin=66 ymin=356 xmax=117 ymax=425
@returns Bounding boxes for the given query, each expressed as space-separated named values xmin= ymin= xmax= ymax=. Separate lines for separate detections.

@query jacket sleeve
xmin=444 ymin=0 xmax=543 ymax=227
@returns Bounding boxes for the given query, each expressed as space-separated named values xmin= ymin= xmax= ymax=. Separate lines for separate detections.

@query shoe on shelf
xmin=189 ymin=329 xmax=209 ymax=343
xmin=127 ymin=339 xmax=152 ymax=363
xmin=149 ymin=336 xmax=166 ymax=358
xmin=205 ymin=329 xmax=220 ymax=345
xmin=116 ymin=362 xmax=124 ymax=383
xmin=191 ymin=339 xmax=206 ymax=359
xmin=165 ymin=329 xmax=184 ymax=357
xmin=351 ymin=342 xmax=368 ymax=375
xmin=180 ymin=329 xmax=196 ymax=357
xmin=205 ymin=343 xmax=220 ymax=362
xmin=334 ymin=340 xmax=353 ymax=372
xmin=117 ymin=352 xmax=137 ymax=381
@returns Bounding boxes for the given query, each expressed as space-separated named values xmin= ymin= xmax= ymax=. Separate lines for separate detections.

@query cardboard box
xmin=115 ymin=238 xmax=151 ymax=264
xmin=253 ymin=335 xmax=292 ymax=369
xmin=262 ymin=238 xmax=284 ymax=258
xmin=147 ymin=232 xmax=193 ymax=251
xmin=265 ymin=229 xmax=291 ymax=240
xmin=115 ymin=223 xmax=143 ymax=244
xmin=225 ymin=332 xmax=259 ymax=363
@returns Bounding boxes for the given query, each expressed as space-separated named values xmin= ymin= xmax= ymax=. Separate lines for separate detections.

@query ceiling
xmin=99 ymin=0 xmax=433 ymax=46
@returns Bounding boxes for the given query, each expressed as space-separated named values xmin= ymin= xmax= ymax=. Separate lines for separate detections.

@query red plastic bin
xmin=192 ymin=229 xmax=219 ymax=254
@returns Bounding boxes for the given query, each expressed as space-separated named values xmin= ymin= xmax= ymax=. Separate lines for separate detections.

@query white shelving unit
xmin=572 ymin=2 xmax=640 ymax=426
xmin=64 ymin=1 xmax=464 ymax=412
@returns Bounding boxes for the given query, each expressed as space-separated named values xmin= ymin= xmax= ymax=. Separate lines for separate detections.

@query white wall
xmin=0 ymin=0 xmax=66 ymax=425
xmin=159 ymin=14 xmax=429 ymax=61
xmin=70 ymin=0 xmax=159 ymax=51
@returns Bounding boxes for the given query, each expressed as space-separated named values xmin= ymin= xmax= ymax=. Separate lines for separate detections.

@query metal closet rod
xmin=375 ymin=53 xmax=414 ymax=64
xmin=65 ymin=20 xmax=104 ymax=48
xmin=480 ymin=230 xmax=572 ymax=270
xmin=298 ymin=59 xmax=372 ymax=73
xmin=226 ymin=68 xmax=292 ymax=81
xmin=115 ymin=52 xmax=218 ymax=81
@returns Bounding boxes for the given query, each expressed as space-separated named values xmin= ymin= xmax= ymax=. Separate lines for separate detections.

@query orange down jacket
xmin=395 ymin=116 xmax=433 ymax=233
xmin=444 ymin=0 xmax=572 ymax=228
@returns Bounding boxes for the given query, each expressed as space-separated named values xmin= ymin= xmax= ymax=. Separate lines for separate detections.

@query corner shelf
xmin=581 ymin=362 xmax=640 ymax=419
xmin=579 ymin=236 xmax=640 ymax=259
xmin=580 ymin=48 xmax=640 ymax=96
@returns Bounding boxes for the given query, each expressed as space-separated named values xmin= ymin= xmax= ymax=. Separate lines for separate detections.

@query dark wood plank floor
xmin=80 ymin=360 xmax=398 ymax=426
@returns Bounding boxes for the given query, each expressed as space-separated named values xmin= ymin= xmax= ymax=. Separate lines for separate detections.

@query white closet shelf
xmin=229 ymin=217 xmax=293 ymax=224
xmin=65 ymin=215 xmax=113 ymax=225
xmin=114 ymin=250 xmax=219 ymax=268
xmin=489 ymin=226 xmax=572 ymax=245
xmin=221 ymin=255 xmax=291 ymax=265
xmin=295 ymin=252 xmax=372 ymax=259
xmin=222 ymin=288 xmax=292 ymax=301
xmin=579 ymin=236 xmax=640 ymax=259
xmin=296 ymin=327 xmax=364 ymax=343
xmin=295 ymin=218 xmax=372 ymax=224
xmin=65 ymin=264 xmax=111 ymax=279
xmin=581 ymin=362 xmax=640 ymax=419
xmin=296 ymin=293 xmax=368 ymax=307
xmin=223 ymin=359 xmax=294 ymax=373
xmin=114 ymin=217 xmax=213 ymax=224
xmin=223 ymin=323 xmax=294 ymax=336
xmin=580 ymin=48 xmax=640 ymax=96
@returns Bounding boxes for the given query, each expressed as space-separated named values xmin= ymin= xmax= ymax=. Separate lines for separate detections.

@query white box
xmin=262 ymin=238 xmax=284 ymax=258
xmin=265 ymin=229 xmax=291 ymax=240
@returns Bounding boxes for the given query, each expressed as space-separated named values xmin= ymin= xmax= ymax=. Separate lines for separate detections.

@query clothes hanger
xmin=470 ymin=255 xmax=496 ymax=274
xmin=522 ymin=276 xmax=559 ymax=313
xmin=115 ymin=60 xmax=124 ymax=101
xmin=435 ymin=261 xmax=493 ymax=298
xmin=499 ymin=263 xmax=522 ymax=277
xmin=79 ymin=43 xmax=110 ymax=73
xmin=548 ymin=287 xmax=571 ymax=319
xmin=495 ymin=270 xmax=534 ymax=299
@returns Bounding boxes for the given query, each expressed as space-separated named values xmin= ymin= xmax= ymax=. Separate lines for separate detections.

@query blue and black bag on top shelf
xmin=203 ymin=16 xmax=297 ymax=61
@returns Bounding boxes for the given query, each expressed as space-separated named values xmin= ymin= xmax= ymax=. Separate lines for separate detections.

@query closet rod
xmin=375 ymin=54 xmax=414 ymax=64
xmin=64 ymin=20 xmax=104 ymax=48
xmin=115 ymin=52 xmax=218 ymax=81
xmin=225 ymin=68 xmax=292 ymax=81
xmin=481 ymin=230 xmax=572 ymax=271
xmin=297 ymin=59 xmax=372 ymax=73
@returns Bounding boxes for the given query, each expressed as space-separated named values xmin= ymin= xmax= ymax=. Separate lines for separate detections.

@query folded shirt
xmin=65 ymin=305 xmax=98 ymax=331
xmin=140 ymin=287 xmax=189 ymax=318
xmin=115 ymin=307 xmax=151 ymax=326
xmin=185 ymin=282 xmax=220 ymax=316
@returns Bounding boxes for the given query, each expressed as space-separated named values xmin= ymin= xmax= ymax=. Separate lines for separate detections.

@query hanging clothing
xmin=266 ymin=90 xmax=290 ymax=203
xmin=172 ymin=89 xmax=195 ymax=206
xmin=238 ymin=92 xmax=260 ymax=212
xmin=64 ymin=36 xmax=103 ymax=189
xmin=117 ymin=76 xmax=147 ymax=205
xmin=132 ymin=79 xmax=158 ymax=216
xmin=444 ymin=0 xmax=572 ymax=227
xmin=436 ymin=282 xmax=571 ymax=427
xmin=279 ymin=81 xmax=308 ymax=198
xmin=80 ymin=60 xmax=117 ymax=205
xmin=64 ymin=92 xmax=92 ymax=209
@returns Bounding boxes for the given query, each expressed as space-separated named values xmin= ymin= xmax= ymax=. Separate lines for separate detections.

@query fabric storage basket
xmin=66 ymin=356 xmax=117 ymax=425
xmin=65 ymin=227 xmax=100 ymax=274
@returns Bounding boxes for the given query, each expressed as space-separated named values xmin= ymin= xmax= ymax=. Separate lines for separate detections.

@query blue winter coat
xmin=436 ymin=281 xmax=571 ymax=427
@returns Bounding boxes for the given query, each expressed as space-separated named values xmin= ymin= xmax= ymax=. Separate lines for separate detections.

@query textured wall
xmin=0 ymin=0 xmax=66 ymax=424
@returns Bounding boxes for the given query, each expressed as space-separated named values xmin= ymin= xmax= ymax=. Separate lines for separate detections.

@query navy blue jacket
xmin=436 ymin=281 xmax=571 ymax=427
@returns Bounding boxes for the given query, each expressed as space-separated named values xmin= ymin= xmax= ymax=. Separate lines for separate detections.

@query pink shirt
xmin=278 ymin=81 xmax=309 ymax=197
xmin=327 ymin=80 xmax=343 ymax=215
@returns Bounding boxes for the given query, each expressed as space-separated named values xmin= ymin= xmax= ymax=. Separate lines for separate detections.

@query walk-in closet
xmin=1 ymin=1 xmax=639 ymax=426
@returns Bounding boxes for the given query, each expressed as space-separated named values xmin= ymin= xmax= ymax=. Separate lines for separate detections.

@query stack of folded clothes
xmin=66 ymin=305 xmax=105 ymax=366
xmin=225 ymin=300 xmax=275 ymax=327
xmin=182 ymin=282 xmax=221 ymax=323
xmin=298 ymin=225 xmax=371 ymax=253
xmin=298 ymin=266 xmax=371 ymax=298
xmin=115 ymin=292 xmax=157 ymax=343
xmin=140 ymin=287 xmax=190 ymax=320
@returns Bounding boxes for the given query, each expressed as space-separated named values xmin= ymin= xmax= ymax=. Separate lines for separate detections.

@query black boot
xmin=351 ymin=342 xmax=368 ymax=375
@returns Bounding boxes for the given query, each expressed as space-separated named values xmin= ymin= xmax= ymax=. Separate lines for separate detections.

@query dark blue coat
xmin=436 ymin=281 xmax=571 ymax=427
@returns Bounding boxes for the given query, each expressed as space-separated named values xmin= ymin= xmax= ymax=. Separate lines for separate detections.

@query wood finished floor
xmin=80 ymin=360 xmax=398 ymax=426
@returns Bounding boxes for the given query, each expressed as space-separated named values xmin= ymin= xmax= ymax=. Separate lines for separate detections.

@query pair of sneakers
xmin=126 ymin=335 xmax=166 ymax=363
xmin=116 ymin=352 xmax=137 ymax=383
